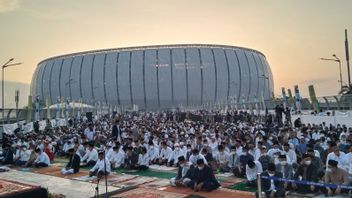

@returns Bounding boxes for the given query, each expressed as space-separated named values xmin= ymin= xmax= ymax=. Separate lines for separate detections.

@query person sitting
xmin=61 ymin=148 xmax=81 ymax=174
xmin=147 ymin=141 xmax=159 ymax=164
xmin=136 ymin=147 xmax=149 ymax=170
xmin=109 ymin=145 xmax=125 ymax=169
xmin=246 ymin=159 xmax=263 ymax=187
xmin=275 ymin=154 xmax=293 ymax=189
xmin=292 ymin=154 xmax=318 ymax=193
xmin=34 ymin=148 xmax=51 ymax=168
xmin=168 ymin=143 xmax=185 ymax=167
xmin=124 ymin=146 xmax=139 ymax=169
xmin=256 ymin=163 xmax=285 ymax=198
xmin=228 ymin=146 xmax=240 ymax=175
xmin=170 ymin=156 xmax=194 ymax=187
xmin=323 ymin=159 xmax=349 ymax=196
xmin=258 ymin=146 xmax=273 ymax=171
xmin=0 ymin=143 xmax=14 ymax=165
xmin=158 ymin=141 xmax=173 ymax=165
xmin=24 ymin=144 xmax=37 ymax=167
xmin=201 ymin=148 xmax=215 ymax=170
xmin=43 ymin=141 xmax=54 ymax=162
xmin=235 ymin=146 xmax=254 ymax=178
xmin=14 ymin=145 xmax=31 ymax=166
xmin=190 ymin=159 xmax=220 ymax=192
xmin=89 ymin=151 xmax=111 ymax=178
xmin=189 ymin=149 xmax=208 ymax=166
xmin=215 ymin=144 xmax=230 ymax=172
xmin=81 ymin=143 xmax=98 ymax=167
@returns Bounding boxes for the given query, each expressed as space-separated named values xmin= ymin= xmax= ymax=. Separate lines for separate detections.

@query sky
xmin=1 ymin=0 xmax=352 ymax=105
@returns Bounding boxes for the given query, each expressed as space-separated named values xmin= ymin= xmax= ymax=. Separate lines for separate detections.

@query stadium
xmin=30 ymin=44 xmax=274 ymax=110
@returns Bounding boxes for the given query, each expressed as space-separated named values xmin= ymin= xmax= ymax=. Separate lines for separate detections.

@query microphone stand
xmin=104 ymin=150 xmax=108 ymax=198
xmin=95 ymin=176 xmax=100 ymax=198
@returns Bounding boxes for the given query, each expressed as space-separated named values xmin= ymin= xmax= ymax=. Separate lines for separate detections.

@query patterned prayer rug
xmin=111 ymin=187 xmax=186 ymax=198
xmin=112 ymin=177 xmax=157 ymax=188
xmin=139 ymin=179 xmax=170 ymax=189
xmin=163 ymin=186 xmax=254 ymax=198
xmin=106 ymin=174 xmax=138 ymax=185
xmin=149 ymin=165 xmax=178 ymax=173
xmin=0 ymin=179 xmax=37 ymax=196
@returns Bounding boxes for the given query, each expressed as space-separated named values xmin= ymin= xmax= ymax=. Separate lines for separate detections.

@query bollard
xmin=257 ymin=172 xmax=262 ymax=198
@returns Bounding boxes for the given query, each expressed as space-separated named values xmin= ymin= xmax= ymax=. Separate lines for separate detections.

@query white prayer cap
xmin=180 ymin=142 xmax=184 ymax=146
xmin=174 ymin=143 xmax=180 ymax=147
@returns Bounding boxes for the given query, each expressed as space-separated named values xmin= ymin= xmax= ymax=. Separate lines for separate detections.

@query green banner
xmin=308 ymin=85 xmax=320 ymax=112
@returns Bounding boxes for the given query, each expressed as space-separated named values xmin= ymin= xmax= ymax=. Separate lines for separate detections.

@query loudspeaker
xmin=86 ymin=112 xmax=93 ymax=122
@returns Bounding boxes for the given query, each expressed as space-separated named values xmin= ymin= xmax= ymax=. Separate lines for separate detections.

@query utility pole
xmin=345 ymin=29 xmax=351 ymax=89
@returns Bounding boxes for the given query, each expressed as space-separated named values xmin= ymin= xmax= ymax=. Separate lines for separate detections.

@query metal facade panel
xmin=131 ymin=51 xmax=145 ymax=109
xmin=235 ymin=49 xmax=250 ymax=100
xmin=105 ymin=52 xmax=118 ymax=105
xmin=92 ymin=53 xmax=106 ymax=103
xmin=245 ymin=51 xmax=259 ymax=100
xmin=224 ymin=49 xmax=241 ymax=100
xmin=213 ymin=48 xmax=228 ymax=102
xmin=50 ymin=59 xmax=63 ymax=103
xmin=200 ymin=48 xmax=215 ymax=103
xmin=185 ymin=48 xmax=201 ymax=105
xmin=59 ymin=58 xmax=73 ymax=100
xmin=144 ymin=50 xmax=158 ymax=109
xmin=80 ymin=54 xmax=94 ymax=103
xmin=30 ymin=64 xmax=40 ymax=97
xmin=258 ymin=55 xmax=270 ymax=98
xmin=34 ymin=45 xmax=273 ymax=107
xmin=172 ymin=48 xmax=187 ymax=106
xmin=117 ymin=51 xmax=131 ymax=107
xmin=158 ymin=49 xmax=172 ymax=108
xmin=253 ymin=53 xmax=266 ymax=98
xmin=35 ymin=62 xmax=46 ymax=98
xmin=70 ymin=56 xmax=83 ymax=101
xmin=263 ymin=57 xmax=274 ymax=97
xmin=42 ymin=60 xmax=54 ymax=101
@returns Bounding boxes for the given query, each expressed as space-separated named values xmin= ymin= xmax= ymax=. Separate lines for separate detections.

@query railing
xmin=1 ymin=94 xmax=352 ymax=124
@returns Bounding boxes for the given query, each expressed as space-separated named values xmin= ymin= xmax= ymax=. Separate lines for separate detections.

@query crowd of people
xmin=1 ymin=108 xmax=352 ymax=197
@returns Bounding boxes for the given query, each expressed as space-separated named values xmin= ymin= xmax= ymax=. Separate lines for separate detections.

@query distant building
xmin=30 ymin=44 xmax=274 ymax=110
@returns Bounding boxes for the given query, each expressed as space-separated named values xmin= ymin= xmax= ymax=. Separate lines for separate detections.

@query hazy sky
xmin=1 ymin=0 xmax=352 ymax=98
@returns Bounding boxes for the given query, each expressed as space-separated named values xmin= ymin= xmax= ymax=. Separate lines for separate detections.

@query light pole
xmin=2 ymin=58 xmax=22 ymax=124
xmin=320 ymin=55 xmax=343 ymax=90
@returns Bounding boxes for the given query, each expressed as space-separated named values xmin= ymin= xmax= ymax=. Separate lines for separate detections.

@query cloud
xmin=0 ymin=0 xmax=21 ymax=13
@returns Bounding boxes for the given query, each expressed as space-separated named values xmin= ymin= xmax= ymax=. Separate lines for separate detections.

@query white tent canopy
xmin=46 ymin=102 xmax=95 ymax=109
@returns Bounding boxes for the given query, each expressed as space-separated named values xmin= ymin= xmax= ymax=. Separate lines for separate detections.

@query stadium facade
xmin=30 ymin=44 xmax=274 ymax=110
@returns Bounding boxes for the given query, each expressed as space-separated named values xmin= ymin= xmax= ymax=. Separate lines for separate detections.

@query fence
xmin=1 ymin=94 xmax=352 ymax=124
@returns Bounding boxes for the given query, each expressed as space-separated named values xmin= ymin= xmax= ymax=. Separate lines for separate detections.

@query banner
xmin=308 ymin=85 xmax=320 ymax=112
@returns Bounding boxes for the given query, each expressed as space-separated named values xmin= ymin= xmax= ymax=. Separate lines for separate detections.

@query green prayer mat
xmin=226 ymin=182 xmax=257 ymax=193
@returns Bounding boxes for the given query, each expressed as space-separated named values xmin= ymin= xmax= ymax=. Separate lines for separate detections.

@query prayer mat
xmin=139 ymin=179 xmax=170 ymax=189
xmin=149 ymin=165 xmax=177 ymax=172
xmin=225 ymin=182 xmax=257 ymax=192
xmin=0 ymin=179 xmax=47 ymax=198
xmin=73 ymin=175 xmax=97 ymax=182
xmin=106 ymin=174 xmax=138 ymax=185
xmin=111 ymin=187 xmax=186 ymax=198
xmin=112 ymin=177 xmax=157 ymax=188
xmin=215 ymin=172 xmax=233 ymax=178
xmin=163 ymin=186 xmax=253 ymax=198
xmin=218 ymin=177 xmax=243 ymax=188
xmin=43 ymin=169 xmax=90 ymax=179
xmin=31 ymin=166 xmax=61 ymax=174
xmin=112 ymin=169 xmax=176 ymax=179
